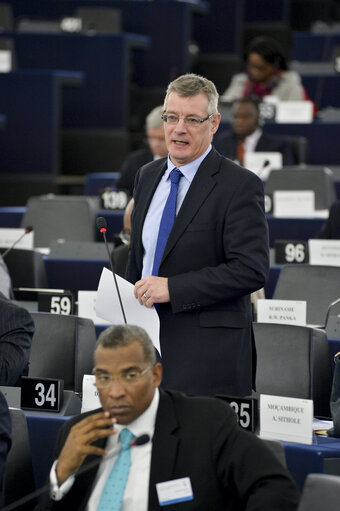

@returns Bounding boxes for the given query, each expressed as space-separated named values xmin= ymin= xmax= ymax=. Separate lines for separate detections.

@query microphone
xmin=1 ymin=226 xmax=33 ymax=259
xmin=1 ymin=433 xmax=150 ymax=511
xmin=96 ymin=216 xmax=127 ymax=324
xmin=257 ymin=159 xmax=270 ymax=179
xmin=131 ymin=433 xmax=150 ymax=447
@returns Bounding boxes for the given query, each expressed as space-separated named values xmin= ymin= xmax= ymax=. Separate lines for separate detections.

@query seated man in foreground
xmin=40 ymin=324 xmax=299 ymax=510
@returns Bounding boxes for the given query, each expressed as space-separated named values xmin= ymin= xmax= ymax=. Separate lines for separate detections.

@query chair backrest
xmin=4 ymin=408 xmax=36 ymax=510
xmin=253 ymin=322 xmax=332 ymax=417
xmin=2 ymin=248 xmax=47 ymax=289
xmin=21 ymin=195 xmax=99 ymax=247
xmin=273 ymin=264 xmax=340 ymax=326
xmin=282 ymin=136 xmax=308 ymax=165
xmin=297 ymin=473 xmax=340 ymax=511
xmin=29 ymin=312 xmax=97 ymax=393
xmin=0 ymin=4 xmax=13 ymax=30
xmin=264 ymin=167 xmax=337 ymax=210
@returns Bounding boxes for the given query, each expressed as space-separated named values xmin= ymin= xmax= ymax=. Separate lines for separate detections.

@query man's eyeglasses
xmin=161 ymin=112 xmax=215 ymax=127
xmin=93 ymin=366 xmax=152 ymax=388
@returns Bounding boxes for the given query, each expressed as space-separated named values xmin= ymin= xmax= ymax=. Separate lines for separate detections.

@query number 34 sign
xmin=21 ymin=377 xmax=64 ymax=412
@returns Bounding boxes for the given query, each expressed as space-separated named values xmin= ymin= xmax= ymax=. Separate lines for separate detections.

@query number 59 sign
xmin=38 ymin=291 xmax=74 ymax=315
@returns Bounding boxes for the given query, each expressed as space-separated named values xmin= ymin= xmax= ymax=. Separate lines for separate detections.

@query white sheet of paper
xmin=96 ymin=267 xmax=161 ymax=354
xmin=81 ymin=374 xmax=101 ymax=413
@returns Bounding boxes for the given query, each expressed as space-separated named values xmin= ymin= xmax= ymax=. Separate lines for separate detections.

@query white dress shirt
xmin=50 ymin=389 xmax=160 ymax=511
xmin=243 ymin=128 xmax=262 ymax=154
xmin=141 ymin=145 xmax=212 ymax=278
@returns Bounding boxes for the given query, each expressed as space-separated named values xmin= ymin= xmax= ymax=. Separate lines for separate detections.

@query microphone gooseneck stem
xmin=1 ymin=231 xmax=28 ymax=258
xmin=102 ymin=229 xmax=127 ymax=324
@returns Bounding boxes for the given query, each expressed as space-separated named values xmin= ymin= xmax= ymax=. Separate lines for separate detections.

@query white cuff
xmin=49 ymin=460 xmax=76 ymax=501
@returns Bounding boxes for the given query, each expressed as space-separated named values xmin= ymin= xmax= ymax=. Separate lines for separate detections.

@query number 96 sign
xmin=274 ymin=240 xmax=309 ymax=265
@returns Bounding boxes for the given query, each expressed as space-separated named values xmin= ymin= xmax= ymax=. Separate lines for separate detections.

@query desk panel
xmin=44 ymin=257 xmax=109 ymax=295
xmin=218 ymin=121 xmax=340 ymax=166
xmin=267 ymin=216 xmax=325 ymax=248
xmin=7 ymin=0 xmax=207 ymax=88
xmin=26 ymin=413 xmax=69 ymax=489
xmin=284 ymin=436 xmax=340 ymax=490
xmin=302 ymin=74 xmax=340 ymax=109
xmin=292 ymin=32 xmax=340 ymax=61
xmin=25 ymin=411 xmax=340 ymax=494
xmin=0 ymin=70 xmax=81 ymax=173
xmin=0 ymin=32 xmax=148 ymax=129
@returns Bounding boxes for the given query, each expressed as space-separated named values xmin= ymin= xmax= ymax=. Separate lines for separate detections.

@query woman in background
xmin=221 ymin=36 xmax=306 ymax=103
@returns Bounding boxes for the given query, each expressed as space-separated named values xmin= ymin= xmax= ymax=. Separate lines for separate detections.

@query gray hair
xmin=95 ymin=324 xmax=156 ymax=365
xmin=163 ymin=73 xmax=219 ymax=115
xmin=145 ymin=105 xmax=164 ymax=129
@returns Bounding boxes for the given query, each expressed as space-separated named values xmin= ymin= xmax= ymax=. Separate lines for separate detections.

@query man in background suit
xmin=0 ymin=391 xmax=11 ymax=507
xmin=116 ymin=106 xmax=168 ymax=197
xmin=126 ymin=74 xmax=269 ymax=397
xmin=214 ymin=97 xmax=296 ymax=167
xmin=0 ymin=293 xmax=34 ymax=385
xmin=41 ymin=324 xmax=299 ymax=510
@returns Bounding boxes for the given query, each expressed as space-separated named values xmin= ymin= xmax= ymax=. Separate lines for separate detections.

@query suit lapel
xmin=160 ymin=148 xmax=221 ymax=265
xmin=133 ymin=160 xmax=167 ymax=274
xmin=148 ymin=390 xmax=180 ymax=510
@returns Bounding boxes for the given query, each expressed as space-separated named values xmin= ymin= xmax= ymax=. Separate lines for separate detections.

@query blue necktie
xmin=152 ymin=168 xmax=183 ymax=276
xmin=97 ymin=428 xmax=134 ymax=511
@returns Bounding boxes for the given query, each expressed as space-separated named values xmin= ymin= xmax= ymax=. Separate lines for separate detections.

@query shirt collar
xmin=245 ymin=128 xmax=262 ymax=148
xmin=166 ymin=144 xmax=212 ymax=183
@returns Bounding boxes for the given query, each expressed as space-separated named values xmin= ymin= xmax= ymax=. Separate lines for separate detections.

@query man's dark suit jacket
xmin=214 ymin=130 xmax=296 ymax=166
xmin=40 ymin=389 xmax=299 ymax=510
xmin=126 ymin=148 xmax=269 ymax=397
xmin=0 ymin=293 xmax=34 ymax=385
xmin=318 ymin=200 xmax=340 ymax=239
xmin=116 ymin=147 xmax=153 ymax=197
xmin=0 ymin=391 xmax=11 ymax=507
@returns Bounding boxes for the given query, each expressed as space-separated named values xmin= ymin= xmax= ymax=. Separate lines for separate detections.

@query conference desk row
xmin=25 ymin=411 xmax=340 ymax=494
xmin=0 ymin=206 xmax=329 ymax=249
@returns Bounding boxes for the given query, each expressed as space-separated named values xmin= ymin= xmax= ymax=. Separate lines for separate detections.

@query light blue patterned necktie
xmin=152 ymin=168 xmax=183 ymax=276
xmin=97 ymin=428 xmax=134 ymax=511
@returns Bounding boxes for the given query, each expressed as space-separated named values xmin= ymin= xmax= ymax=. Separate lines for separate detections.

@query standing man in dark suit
xmin=0 ymin=391 xmax=11 ymax=507
xmin=41 ymin=325 xmax=299 ymax=510
xmin=317 ymin=200 xmax=340 ymax=239
xmin=126 ymin=74 xmax=269 ymax=397
xmin=116 ymin=106 xmax=168 ymax=197
xmin=214 ymin=97 xmax=296 ymax=169
xmin=0 ymin=293 xmax=34 ymax=385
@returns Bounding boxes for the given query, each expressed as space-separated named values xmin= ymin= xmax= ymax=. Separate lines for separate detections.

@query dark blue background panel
xmin=0 ymin=70 xmax=81 ymax=173
xmin=219 ymin=121 xmax=340 ymax=166
xmin=0 ymin=32 xmax=148 ymax=129
xmin=6 ymin=0 xmax=206 ymax=87
xmin=292 ymin=33 xmax=340 ymax=61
